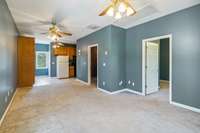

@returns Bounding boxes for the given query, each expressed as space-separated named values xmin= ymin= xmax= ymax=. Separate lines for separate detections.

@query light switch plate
xmin=105 ymin=51 xmax=108 ymax=55
xmin=119 ymin=81 xmax=123 ymax=86
xmin=103 ymin=81 xmax=106 ymax=86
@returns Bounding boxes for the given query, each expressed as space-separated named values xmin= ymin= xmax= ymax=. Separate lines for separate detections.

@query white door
xmin=57 ymin=56 xmax=69 ymax=78
xmin=146 ymin=41 xmax=159 ymax=94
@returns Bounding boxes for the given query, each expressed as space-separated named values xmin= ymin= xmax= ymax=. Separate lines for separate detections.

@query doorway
xmin=88 ymin=44 xmax=98 ymax=87
xmin=142 ymin=35 xmax=172 ymax=103
xmin=35 ymin=43 xmax=51 ymax=86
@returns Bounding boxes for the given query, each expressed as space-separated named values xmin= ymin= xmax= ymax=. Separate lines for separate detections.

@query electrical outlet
xmin=103 ymin=81 xmax=106 ymax=86
xmin=5 ymin=96 xmax=8 ymax=103
xmin=103 ymin=62 xmax=106 ymax=67
xmin=128 ymin=80 xmax=131 ymax=84
xmin=105 ymin=51 xmax=108 ymax=55
xmin=132 ymin=82 xmax=135 ymax=86
xmin=78 ymin=50 xmax=81 ymax=53
xmin=119 ymin=81 xmax=123 ymax=86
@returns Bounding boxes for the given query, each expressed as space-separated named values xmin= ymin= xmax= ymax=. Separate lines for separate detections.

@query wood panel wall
xmin=17 ymin=36 xmax=35 ymax=87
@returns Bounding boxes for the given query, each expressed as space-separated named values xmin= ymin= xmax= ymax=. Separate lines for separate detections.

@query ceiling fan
xmin=41 ymin=21 xmax=72 ymax=42
xmin=99 ymin=0 xmax=136 ymax=19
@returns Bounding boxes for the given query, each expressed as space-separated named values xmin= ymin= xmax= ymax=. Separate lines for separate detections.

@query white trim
xmin=87 ymin=44 xmax=98 ymax=87
xmin=125 ymin=89 xmax=145 ymax=96
xmin=171 ymin=101 xmax=200 ymax=113
xmin=76 ymin=78 xmax=90 ymax=85
xmin=97 ymin=88 xmax=144 ymax=95
xmin=0 ymin=89 xmax=18 ymax=126
xmin=76 ymin=77 xmax=144 ymax=95
xmin=142 ymin=34 xmax=172 ymax=103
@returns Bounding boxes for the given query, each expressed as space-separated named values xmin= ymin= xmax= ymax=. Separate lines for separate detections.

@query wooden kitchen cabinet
xmin=53 ymin=47 xmax=69 ymax=56
xmin=53 ymin=47 xmax=76 ymax=57
xmin=69 ymin=66 xmax=75 ymax=77
xmin=17 ymin=36 xmax=35 ymax=87
xmin=69 ymin=48 xmax=76 ymax=56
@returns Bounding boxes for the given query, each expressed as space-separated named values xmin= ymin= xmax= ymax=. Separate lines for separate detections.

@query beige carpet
xmin=0 ymin=78 xmax=200 ymax=133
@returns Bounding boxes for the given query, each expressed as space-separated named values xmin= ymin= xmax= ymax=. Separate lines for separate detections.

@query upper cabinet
xmin=69 ymin=47 xmax=76 ymax=56
xmin=53 ymin=47 xmax=69 ymax=56
xmin=53 ymin=47 xmax=76 ymax=56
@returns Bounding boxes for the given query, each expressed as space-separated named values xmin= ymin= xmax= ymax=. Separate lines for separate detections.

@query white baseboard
xmin=125 ymin=88 xmax=145 ymax=96
xmin=97 ymin=88 xmax=144 ymax=96
xmin=0 ymin=89 xmax=18 ymax=126
xmin=76 ymin=78 xmax=89 ymax=85
xmin=97 ymin=88 xmax=126 ymax=95
xmin=171 ymin=101 xmax=200 ymax=113
xmin=76 ymin=79 xmax=145 ymax=96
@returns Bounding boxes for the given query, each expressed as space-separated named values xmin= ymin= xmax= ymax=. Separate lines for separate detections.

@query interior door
xmin=146 ymin=41 xmax=159 ymax=94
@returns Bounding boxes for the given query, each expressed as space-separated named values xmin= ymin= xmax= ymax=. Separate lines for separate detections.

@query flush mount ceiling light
xmin=99 ymin=0 xmax=136 ymax=19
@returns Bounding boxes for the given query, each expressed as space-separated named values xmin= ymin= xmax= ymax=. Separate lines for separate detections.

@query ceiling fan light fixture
xmin=52 ymin=35 xmax=58 ymax=41
xmin=115 ymin=12 xmax=122 ymax=20
xmin=99 ymin=0 xmax=136 ymax=19
xmin=52 ymin=45 xmax=57 ymax=49
xmin=106 ymin=7 xmax=114 ymax=17
xmin=118 ymin=2 xmax=126 ymax=13
xmin=126 ymin=7 xmax=135 ymax=16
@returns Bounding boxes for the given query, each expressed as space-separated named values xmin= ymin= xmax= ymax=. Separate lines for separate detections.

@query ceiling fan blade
xmin=57 ymin=42 xmax=64 ymax=46
xmin=57 ymin=31 xmax=72 ymax=36
xmin=37 ymin=20 xmax=52 ymax=25
xmin=40 ymin=32 xmax=48 ymax=35
xmin=56 ymin=32 xmax=63 ymax=37
xmin=125 ymin=1 xmax=137 ymax=16
xmin=99 ymin=5 xmax=113 ymax=16
xmin=61 ymin=32 xmax=72 ymax=36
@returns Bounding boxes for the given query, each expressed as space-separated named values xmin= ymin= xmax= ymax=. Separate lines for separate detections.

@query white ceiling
xmin=6 ymin=0 xmax=200 ymax=44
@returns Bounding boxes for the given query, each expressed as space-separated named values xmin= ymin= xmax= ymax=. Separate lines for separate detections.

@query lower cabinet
xmin=69 ymin=66 xmax=75 ymax=77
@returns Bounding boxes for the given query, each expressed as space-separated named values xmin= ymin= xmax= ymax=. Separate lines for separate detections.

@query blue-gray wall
xmin=50 ymin=43 xmax=56 ymax=77
xmin=0 ymin=0 xmax=18 ymax=119
xmin=126 ymin=4 xmax=200 ymax=109
xmin=77 ymin=26 xmax=126 ymax=91
xmin=77 ymin=4 xmax=200 ymax=109
xmin=160 ymin=38 xmax=169 ymax=81
xmin=35 ymin=43 xmax=49 ymax=76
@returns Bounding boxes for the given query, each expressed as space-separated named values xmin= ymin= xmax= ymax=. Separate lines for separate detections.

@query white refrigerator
xmin=57 ymin=56 xmax=69 ymax=79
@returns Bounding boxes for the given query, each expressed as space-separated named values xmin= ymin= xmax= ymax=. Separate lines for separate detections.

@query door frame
xmin=88 ymin=44 xmax=98 ymax=87
xmin=142 ymin=34 xmax=172 ymax=103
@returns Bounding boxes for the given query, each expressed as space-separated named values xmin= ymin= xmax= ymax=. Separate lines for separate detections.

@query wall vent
xmin=87 ymin=24 xmax=100 ymax=30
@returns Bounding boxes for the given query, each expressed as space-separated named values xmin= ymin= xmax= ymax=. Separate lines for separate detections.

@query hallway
xmin=0 ymin=79 xmax=199 ymax=133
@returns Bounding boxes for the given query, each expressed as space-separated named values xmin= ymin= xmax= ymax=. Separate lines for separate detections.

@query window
xmin=36 ymin=52 xmax=49 ymax=69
